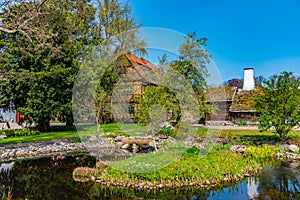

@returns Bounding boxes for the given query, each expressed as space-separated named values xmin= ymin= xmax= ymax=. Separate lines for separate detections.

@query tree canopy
xmin=135 ymin=33 xmax=212 ymax=126
xmin=255 ymin=71 xmax=300 ymax=139
xmin=0 ymin=0 xmax=96 ymax=131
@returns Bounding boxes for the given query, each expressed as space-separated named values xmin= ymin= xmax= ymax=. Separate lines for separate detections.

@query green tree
xmin=134 ymin=33 xmax=211 ymax=129
xmin=135 ymin=85 xmax=180 ymax=125
xmin=172 ymin=32 xmax=211 ymax=118
xmin=254 ymin=75 xmax=266 ymax=87
xmin=93 ymin=0 xmax=145 ymax=125
xmin=0 ymin=0 xmax=96 ymax=131
xmin=255 ymin=71 xmax=300 ymax=139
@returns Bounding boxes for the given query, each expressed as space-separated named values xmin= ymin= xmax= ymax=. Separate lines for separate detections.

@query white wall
xmin=243 ymin=68 xmax=255 ymax=91
xmin=0 ymin=108 xmax=16 ymax=121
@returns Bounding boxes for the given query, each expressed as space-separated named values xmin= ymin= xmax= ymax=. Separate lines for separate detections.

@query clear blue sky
xmin=130 ymin=0 xmax=300 ymax=82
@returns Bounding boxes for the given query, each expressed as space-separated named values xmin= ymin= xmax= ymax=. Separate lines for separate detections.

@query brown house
xmin=229 ymin=90 xmax=257 ymax=122
xmin=205 ymin=68 xmax=260 ymax=124
xmin=230 ymin=86 xmax=264 ymax=123
xmin=111 ymin=52 xmax=159 ymax=122
xmin=206 ymin=86 xmax=237 ymax=122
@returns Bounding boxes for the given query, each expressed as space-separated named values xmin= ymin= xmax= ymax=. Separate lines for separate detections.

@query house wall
xmin=0 ymin=108 xmax=16 ymax=122
xmin=231 ymin=112 xmax=255 ymax=122
xmin=206 ymin=101 xmax=232 ymax=121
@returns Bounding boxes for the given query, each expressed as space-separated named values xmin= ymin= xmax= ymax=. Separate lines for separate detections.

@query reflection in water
xmin=0 ymin=155 xmax=97 ymax=200
xmin=0 ymin=162 xmax=14 ymax=171
xmin=253 ymin=161 xmax=300 ymax=200
xmin=1 ymin=157 xmax=300 ymax=199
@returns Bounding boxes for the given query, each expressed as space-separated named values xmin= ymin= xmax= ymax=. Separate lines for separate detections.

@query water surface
xmin=1 ymin=156 xmax=300 ymax=199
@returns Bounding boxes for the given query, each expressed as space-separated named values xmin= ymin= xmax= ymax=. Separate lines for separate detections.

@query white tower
xmin=243 ymin=68 xmax=255 ymax=91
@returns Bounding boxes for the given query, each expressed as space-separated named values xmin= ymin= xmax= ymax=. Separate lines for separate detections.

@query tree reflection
xmin=0 ymin=167 xmax=12 ymax=199
xmin=255 ymin=162 xmax=300 ymax=200
xmin=1 ymin=156 xmax=96 ymax=200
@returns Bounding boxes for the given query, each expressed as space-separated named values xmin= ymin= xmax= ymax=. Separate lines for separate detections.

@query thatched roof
xmin=230 ymin=88 xmax=263 ymax=112
xmin=206 ymin=86 xmax=237 ymax=102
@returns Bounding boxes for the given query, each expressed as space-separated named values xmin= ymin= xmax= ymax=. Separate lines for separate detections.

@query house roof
xmin=124 ymin=52 xmax=159 ymax=85
xmin=230 ymin=88 xmax=263 ymax=112
xmin=113 ymin=53 xmax=160 ymax=103
xmin=206 ymin=86 xmax=237 ymax=102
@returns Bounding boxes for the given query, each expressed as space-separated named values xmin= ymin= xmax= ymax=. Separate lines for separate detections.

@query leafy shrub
xmin=245 ymin=145 xmax=280 ymax=160
xmin=104 ymin=132 xmax=130 ymax=138
xmin=185 ymin=146 xmax=201 ymax=155
xmin=195 ymin=128 xmax=208 ymax=137
xmin=4 ymin=128 xmax=40 ymax=137
xmin=213 ymin=143 xmax=231 ymax=151
xmin=208 ymin=131 xmax=233 ymax=141
xmin=157 ymin=126 xmax=174 ymax=136
xmin=50 ymin=126 xmax=77 ymax=132
xmin=173 ymin=120 xmax=191 ymax=139
xmin=237 ymin=120 xmax=248 ymax=126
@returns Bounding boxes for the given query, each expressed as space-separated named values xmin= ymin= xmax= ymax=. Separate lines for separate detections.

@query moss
xmin=230 ymin=88 xmax=264 ymax=111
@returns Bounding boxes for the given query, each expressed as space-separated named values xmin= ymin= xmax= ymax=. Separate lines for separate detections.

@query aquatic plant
xmin=245 ymin=145 xmax=280 ymax=161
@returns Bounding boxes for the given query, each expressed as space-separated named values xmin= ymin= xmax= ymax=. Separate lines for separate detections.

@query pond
xmin=0 ymin=155 xmax=300 ymax=200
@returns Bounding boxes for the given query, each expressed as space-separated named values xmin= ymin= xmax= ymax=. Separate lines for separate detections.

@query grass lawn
xmin=206 ymin=129 xmax=300 ymax=140
xmin=80 ymin=123 xmax=147 ymax=136
xmin=1 ymin=123 xmax=300 ymax=145
xmin=0 ymin=123 xmax=147 ymax=144
xmin=0 ymin=129 xmax=79 ymax=144
xmin=95 ymin=147 xmax=259 ymax=187
xmin=207 ymin=129 xmax=299 ymax=136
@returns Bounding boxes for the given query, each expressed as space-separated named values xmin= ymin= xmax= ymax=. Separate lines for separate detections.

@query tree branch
xmin=0 ymin=26 xmax=17 ymax=34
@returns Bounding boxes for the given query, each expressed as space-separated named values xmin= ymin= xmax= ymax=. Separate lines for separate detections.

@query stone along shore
xmin=0 ymin=139 xmax=87 ymax=162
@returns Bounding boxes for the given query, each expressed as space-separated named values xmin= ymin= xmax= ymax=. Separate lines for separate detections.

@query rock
xmin=138 ymin=183 xmax=144 ymax=188
xmin=288 ymin=144 xmax=299 ymax=153
xmin=0 ymin=135 xmax=7 ymax=139
xmin=230 ymin=145 xmax=247 ymax=153
xmin=115 ymin=142 xmax=123 ymax=148
xmin=141 ymin=144 xmax=149 ymax=149
xmin=15 ymin=150 xmax=24 ymax=157
xmin=114 ymin=136 xmax=125 ymax=141
xmin=89 ymin=136 xmax=98 ymax=142
xmin=121 ymin=144 xmax=130 ymax=149
xmin=120 ymin=149 xmax=131 ymax=154
xmin=149 ymin=141 xmax=155 ymax=147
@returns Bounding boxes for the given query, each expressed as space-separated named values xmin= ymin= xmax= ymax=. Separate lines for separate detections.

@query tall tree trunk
xmin=66 ymin=113 xmax=74 ymax=126
xmin=39 ymin=121 xmax=50 ymax=132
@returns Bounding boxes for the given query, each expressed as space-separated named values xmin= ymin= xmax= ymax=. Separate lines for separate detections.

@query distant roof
xmin=124 ymin=52 xmax=159 ymax=85
xmin=113 ymin=53 xmax=160 ymax=103
xmin=230 ymin=88 xmax=262 ymax=112
xmin=206 ymin=86 xmax=237 ymax=102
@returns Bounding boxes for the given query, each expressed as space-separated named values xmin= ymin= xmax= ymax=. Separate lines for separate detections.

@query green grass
xmin=2 ymin=123 xmax=300 ymax=145
xmin=99 ymin=123 xmax=148 ymax=135
xmin=109 ymin=146 xmax=185 ymax=173
xmin=201 ymin=130 xmax=300 ymax=141
xmin=98 ymin=147 xmax=259 ymax=185
xmin=0 ymin=129 xmax=79 ymax=144
xmin=0 ymin=123 xmax=148 ymax=144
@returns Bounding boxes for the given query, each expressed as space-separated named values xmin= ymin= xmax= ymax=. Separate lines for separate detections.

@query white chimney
xmin=243 ymin=68 xmax=255 ymax=91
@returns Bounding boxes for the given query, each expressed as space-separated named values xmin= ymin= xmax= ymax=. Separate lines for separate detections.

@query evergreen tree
xmin=0 ymin=0 xmax=96 ymax=131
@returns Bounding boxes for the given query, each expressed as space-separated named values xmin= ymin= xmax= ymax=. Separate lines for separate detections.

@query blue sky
xmin=130 ymin=0 xmax=300 ymax=82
